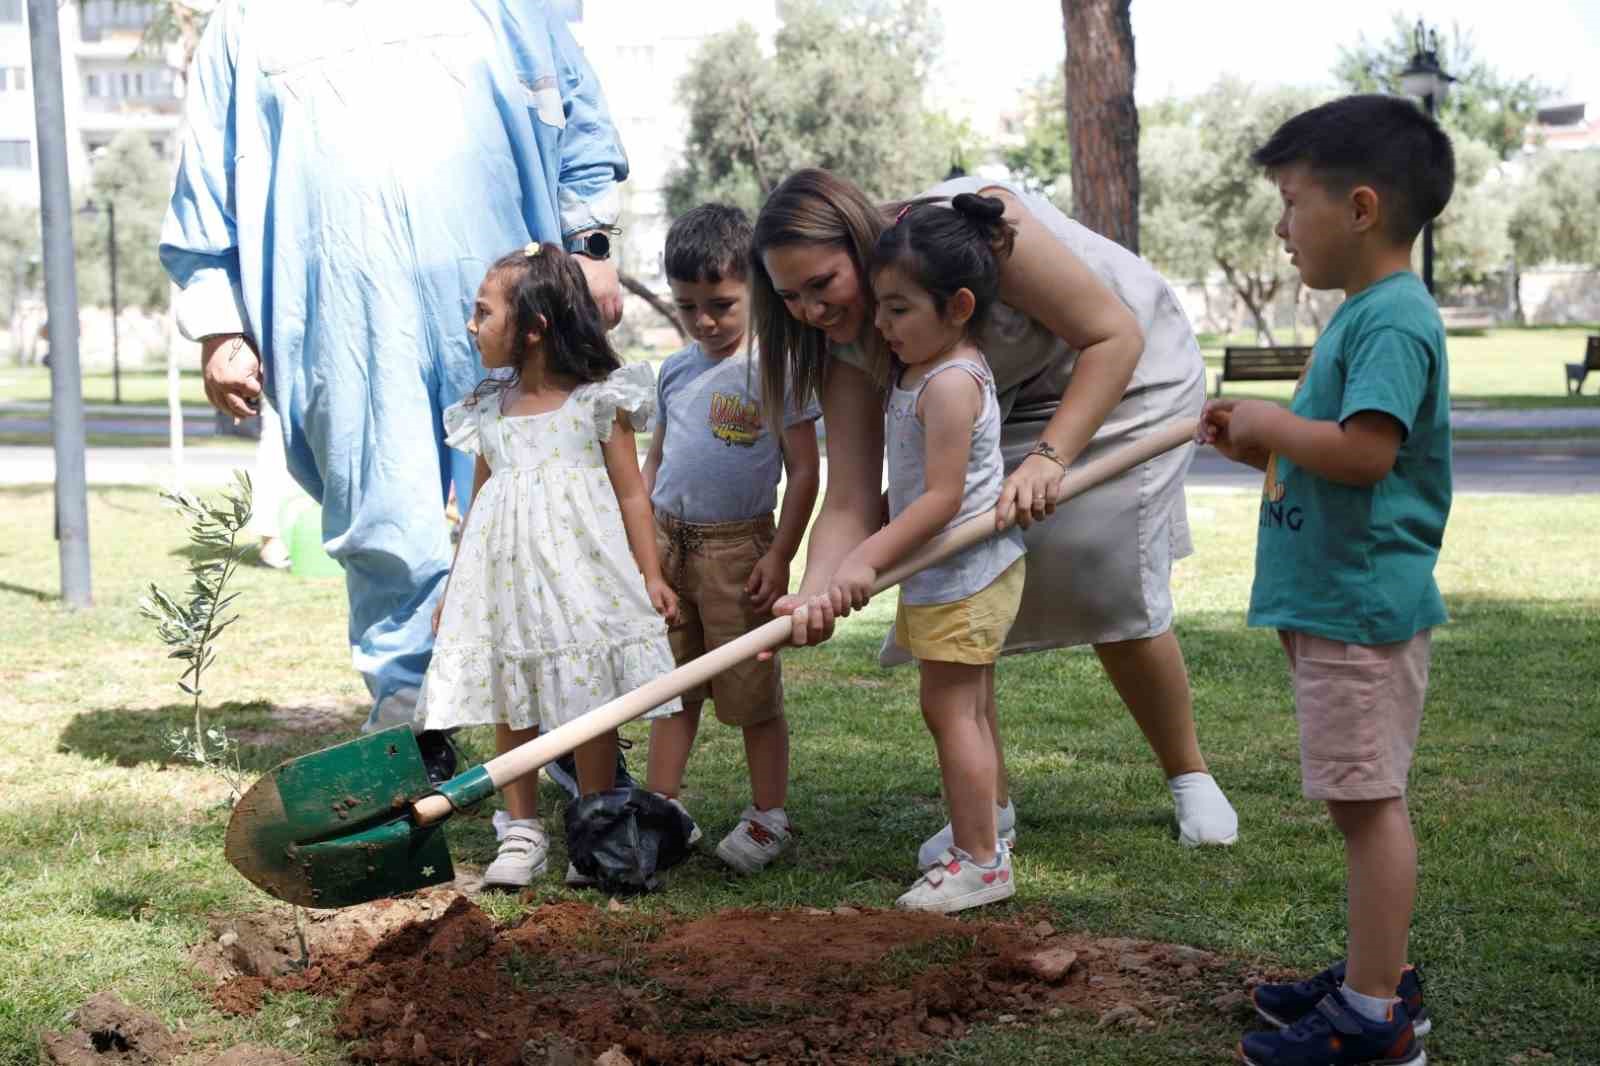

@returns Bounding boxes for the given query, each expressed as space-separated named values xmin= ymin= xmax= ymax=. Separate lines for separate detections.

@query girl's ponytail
xmin=950 ymin=193 xmax=1017 ymax=261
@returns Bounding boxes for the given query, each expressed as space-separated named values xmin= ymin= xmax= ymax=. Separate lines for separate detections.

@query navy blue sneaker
xmin=1253 ymin=962 xmax=1430 ymax=1038
xmin=1240 ymin=990 xmax=1423 ymax=1066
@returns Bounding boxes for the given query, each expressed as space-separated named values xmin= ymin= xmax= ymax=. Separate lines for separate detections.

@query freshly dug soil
xmin=211 ymin=891 xmax=1259 ymax=1065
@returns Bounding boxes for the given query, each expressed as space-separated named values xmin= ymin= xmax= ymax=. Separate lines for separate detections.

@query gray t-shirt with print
xmin=650 ymin=342 xmax=820 ymax=525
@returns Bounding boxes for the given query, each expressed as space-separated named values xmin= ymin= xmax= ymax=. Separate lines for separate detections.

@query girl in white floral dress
xmin=419 ymin=243 xmax=681 ymax=890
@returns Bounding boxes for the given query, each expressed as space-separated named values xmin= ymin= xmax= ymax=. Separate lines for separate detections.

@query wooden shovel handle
xmin=412 ymin=416 xmax=1197 ymax=824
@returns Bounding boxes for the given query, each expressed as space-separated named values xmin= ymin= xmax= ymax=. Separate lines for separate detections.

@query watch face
xmin=585 ymin=231 xmax=611 ymax=259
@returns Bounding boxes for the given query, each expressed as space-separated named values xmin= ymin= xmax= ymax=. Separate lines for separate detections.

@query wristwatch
xmin=566 ymin=229 xmax=614 ymax=261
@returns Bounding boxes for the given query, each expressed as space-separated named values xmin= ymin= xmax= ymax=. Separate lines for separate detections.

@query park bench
xmin=1214 ymin=345 xmax=1313 ymax=395
xmin=1440 ymin=306 xmax=1498 ymax=331
xmin=1566 ymin=335 xmax=1600 ymax=396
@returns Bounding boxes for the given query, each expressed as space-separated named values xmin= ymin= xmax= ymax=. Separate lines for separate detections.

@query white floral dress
xmin=418 ymin=362 xmax=681 ymax=734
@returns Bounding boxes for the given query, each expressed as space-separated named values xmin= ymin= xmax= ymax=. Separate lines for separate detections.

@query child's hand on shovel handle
xmin=757 ymin=592 xmax=837 ymax=662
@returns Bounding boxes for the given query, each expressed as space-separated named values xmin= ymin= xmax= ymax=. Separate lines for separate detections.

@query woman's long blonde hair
xmin=750 ymin=169 xmax=893 ymax=425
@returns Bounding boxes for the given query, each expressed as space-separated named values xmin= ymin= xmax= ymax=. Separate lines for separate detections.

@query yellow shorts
xmin=894 ymin=558 xmax=1025 ymax=665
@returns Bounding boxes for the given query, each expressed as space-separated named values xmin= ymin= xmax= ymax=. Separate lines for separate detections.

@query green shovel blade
xmin=224 ymin=725 xmax=457 ymax=907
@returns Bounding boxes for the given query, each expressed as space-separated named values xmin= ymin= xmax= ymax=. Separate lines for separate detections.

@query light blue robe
xmin=159 ymin=0 xmax=627 ymax=730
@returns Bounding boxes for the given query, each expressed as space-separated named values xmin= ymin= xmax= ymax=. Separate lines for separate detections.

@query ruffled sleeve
xmin=442 ymin=399 xmax=483 ymax=455
xmin=585 ymin=361 xmax=657 ymax=443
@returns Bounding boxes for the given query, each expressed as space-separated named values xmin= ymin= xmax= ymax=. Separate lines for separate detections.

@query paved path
xmin=1 ymin=443 xmax=254 ymax=488
xmin=5 ymin=435 xmax=1597 ymax=495
xmin=4 ymin=399 xmax=1597 ymax=493
xmin=1187 ymin=438 xmax=1600 ymax=495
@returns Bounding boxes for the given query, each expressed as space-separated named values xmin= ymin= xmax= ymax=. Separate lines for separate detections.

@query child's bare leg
xmin=646 ymin=703 xmax=703 ymax=797
xmin=573 ymin=730 xmax=620 ymax=795
xmin=1329 ymin=796 xmax=1415 ymax=1000
xmin=979 ymin=666 xmax=1009 ymax=807
xmin=497 ymin=723 xmax=541 ymax=820
xmin=742 ymin=713 xmax=790 ymax=811
xmin=920 ymin=659 xmax=997 ymax=864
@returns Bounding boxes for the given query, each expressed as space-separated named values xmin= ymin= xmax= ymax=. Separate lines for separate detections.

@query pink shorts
xmin=1278 ymin=629 xmax=1432 ymax=802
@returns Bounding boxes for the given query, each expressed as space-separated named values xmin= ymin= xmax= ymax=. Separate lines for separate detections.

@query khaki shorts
xmin=656 ymin=512 xmax=783 ymax=727
xmin=895 ymin=559 xmax=1026 ymax=666
xmin=1279 ymin=629 xmax=1432 ymax=802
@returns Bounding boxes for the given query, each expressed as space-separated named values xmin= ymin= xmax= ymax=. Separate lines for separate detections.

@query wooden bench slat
xmin=1215 ymin=345 xmax=1313 ymax=395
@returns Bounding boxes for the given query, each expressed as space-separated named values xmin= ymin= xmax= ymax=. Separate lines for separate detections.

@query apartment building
xmin=0 ymin=0 xmax=181 ymax=208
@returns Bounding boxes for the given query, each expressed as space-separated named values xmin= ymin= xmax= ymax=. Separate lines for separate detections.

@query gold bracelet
xmin=1028 ymin=440 xmax=1067 ymax=470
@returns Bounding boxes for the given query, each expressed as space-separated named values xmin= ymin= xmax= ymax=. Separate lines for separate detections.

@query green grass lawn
xmin=1199 ymin=325 xmax=1600 ymax=409
xmin=0 ymin=366 xmax=210 ymax=408
xmin=1 ymin=486 xmax=1596 ymax=1065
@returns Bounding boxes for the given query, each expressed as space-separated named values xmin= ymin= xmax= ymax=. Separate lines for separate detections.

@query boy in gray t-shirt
xmin=641 ymin=204 xmax=821 ymax=874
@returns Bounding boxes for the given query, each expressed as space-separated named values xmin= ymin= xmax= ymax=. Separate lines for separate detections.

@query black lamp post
xmin=1398 ymin=20 xmax=1455 ymax=295
xmin=78 ymin=199 xmax=120 ymax=404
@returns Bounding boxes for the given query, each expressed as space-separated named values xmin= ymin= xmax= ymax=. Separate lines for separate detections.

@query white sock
xmin=506 ymin=817 xmax=541 ymax=831
xmin=1167 ymin=772 xmax=1239 ymax=846
xmin=754 ymin=806 xmax=789 ymax=829
xmin=1339 ymin=984 xmax=1395 ymax=1024
xmin=997 ymin=800 xmax=1016 ymax=833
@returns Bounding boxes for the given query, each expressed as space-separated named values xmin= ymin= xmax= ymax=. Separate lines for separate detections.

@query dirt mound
xmin=213 ymin=894 xmax=1253 ymax=1065
xmin=40 ymin=991 xmax=184 ymax=1066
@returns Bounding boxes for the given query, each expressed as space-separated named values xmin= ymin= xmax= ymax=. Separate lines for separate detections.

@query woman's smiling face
xmin=761 ymin=243 xmax=868 ymax=345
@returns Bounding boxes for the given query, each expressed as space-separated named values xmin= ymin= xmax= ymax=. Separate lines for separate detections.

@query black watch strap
xmin=568 ymin=230 xmax=612 ymax=260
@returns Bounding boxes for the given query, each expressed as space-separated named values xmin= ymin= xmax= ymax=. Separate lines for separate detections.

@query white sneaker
xmin=918 ymin=801 xmax=1017 ymax=869
xmin=481 ymin=820 xmax=549 ymax=889
xmin=715 ymin=806 xmax=793 ymax=874
xmin=1168 ymin=772 xmax=1239 ymax=847
xmin=564 ymin=861 xmax=596 ymax=888
xmin=896 ymin=846 xmax=1015 ymax=914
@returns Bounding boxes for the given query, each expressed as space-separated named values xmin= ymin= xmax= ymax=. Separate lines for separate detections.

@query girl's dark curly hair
xmin=466 ymin=243 xmax=621 ymax=407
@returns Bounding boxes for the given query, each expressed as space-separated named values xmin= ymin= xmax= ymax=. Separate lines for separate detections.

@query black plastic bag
xmin=564 ymin=787 xmax=695 ymax=894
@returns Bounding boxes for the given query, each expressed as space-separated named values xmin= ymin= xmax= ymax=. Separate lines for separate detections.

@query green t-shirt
xmin=1248 ymin=271 xmax=1452 ymax=644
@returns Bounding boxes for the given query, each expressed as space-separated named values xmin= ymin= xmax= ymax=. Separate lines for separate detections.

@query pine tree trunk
xmin=1062 ymin=0 xmax=1139 ymax=253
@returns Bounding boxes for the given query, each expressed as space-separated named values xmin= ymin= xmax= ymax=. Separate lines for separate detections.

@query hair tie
xmin=893 ymin=203 xmax=913 ymax=225
xmin=523 ymin=242 xmax=542 ymax=258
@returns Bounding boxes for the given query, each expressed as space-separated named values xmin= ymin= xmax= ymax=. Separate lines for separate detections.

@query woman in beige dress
xmin=751 ymin=169 xmax=1239 ymax=865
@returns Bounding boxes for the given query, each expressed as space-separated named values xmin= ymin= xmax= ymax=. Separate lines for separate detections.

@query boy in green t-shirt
xmin=1199 ymin=94 xmax=1455 ymax=1066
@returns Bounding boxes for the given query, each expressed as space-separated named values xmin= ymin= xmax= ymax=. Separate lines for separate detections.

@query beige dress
xmin=838 ymin=176 xmax=1205 ymax=656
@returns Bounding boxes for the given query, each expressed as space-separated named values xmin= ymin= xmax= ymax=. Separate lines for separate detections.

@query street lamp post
xmin=78 ymin=200 xmax=121 ymax=403
xmin=1398 ymin=19 xmax=1455 ymax=296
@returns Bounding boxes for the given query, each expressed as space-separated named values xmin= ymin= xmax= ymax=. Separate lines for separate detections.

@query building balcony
xmin=79 ymin=95 xmax=180 ymax=117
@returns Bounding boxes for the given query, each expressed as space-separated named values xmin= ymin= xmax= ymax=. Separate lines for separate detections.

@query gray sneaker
xmin=481 ymin=820 xmax=549 ymax=890
xmin=715 ymin=806 xmax=793 ymax=874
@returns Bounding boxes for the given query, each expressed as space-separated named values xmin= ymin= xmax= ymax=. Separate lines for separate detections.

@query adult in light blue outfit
xmin=159 ymin=0 xmax=628 ymax=770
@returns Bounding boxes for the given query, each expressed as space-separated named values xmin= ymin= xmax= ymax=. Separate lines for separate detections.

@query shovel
xmin=225 ymin=417 xmax=1198 ymax=907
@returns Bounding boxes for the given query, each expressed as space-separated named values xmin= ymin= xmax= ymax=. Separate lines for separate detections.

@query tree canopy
xmin=1510 ymin=151 xmax=1600 ymax=269
xmin=663 ymin=0 xmax=955 ymax=216
xmin=75 ymin=131 xmax=174 ymax=311
xmin=1138 ymin=80 xmax=1322 ymax=339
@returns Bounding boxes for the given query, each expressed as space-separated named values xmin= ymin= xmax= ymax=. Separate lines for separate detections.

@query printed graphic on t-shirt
xmin=1260 ymin=353 xmax=1314 ymax=530
xmin=709 ymin=390 xmax=761 ymax=447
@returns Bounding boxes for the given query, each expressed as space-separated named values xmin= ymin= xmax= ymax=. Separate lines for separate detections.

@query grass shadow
xmin=0 ymin=579 xmax=55 ymax=602
xmin=58 ymin=699 xmax=363 ymax=771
